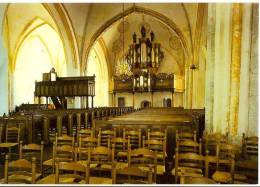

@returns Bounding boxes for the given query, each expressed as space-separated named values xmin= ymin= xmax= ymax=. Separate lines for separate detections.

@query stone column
xmin=229 ymin=3 xmax=243 ymax=136
xmin=189 ymin=68 xmax=193 ymax=109
xmin=237 ymin=4 xmax=252 ymax=135
xmin=247 ymin=4 xmax=258 ymax=136
xmin=184 ymin=67 xmax=190 ymax=109
xmin=205 ymin=3 xmax=232 ymax=133
xmin=205 ymin=3 xmax=216 ymax=133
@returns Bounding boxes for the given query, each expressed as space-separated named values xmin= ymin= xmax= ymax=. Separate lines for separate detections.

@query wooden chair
xmin=55 ymin=161 xmax=88 ymax=184
xmin=77 ymin=144 xmax=114 ymax=169
xmin=78 ymin=128 xmax=93 ymax=139
xmin=112 ymin=165 xmax=154 ymax=184
xmin=78 ymin=135 xmax=99 ymax=160
xmin=203 ymin=132 xmax=228 ymax=155
xmin=123 ymin=128 xmax=141 ymax=149
xmin=37 ymin=162 xmax=88 ymax=184
xmin=236 ymin=134 xmax=258 ymax=183
xmin=176 ymin=138 xmax=202 ymax=154
xmin=98 ymin=128 xmax=116 ymax=147
xmin=0 ymin=125 xmax=20 ymax=159
xmin=210 ymin=143 xmax=236 ymax=184
xmin=88 ymin=145 xmax=113 ymax=164
xmin=78 ymin=145 xmax=114 ymax=184
xmin=110 ymin=137 xmax=129 ymax=162
xmin=19 ymin=141 xmax=44 ymax=176
xmin=3 ymin=154 xmax=39 ymax=184
xmin=242 ymin=133 xmax=258 ymax=160
xmin=128 ymin=146 xmax=157 ymax=182
xmin=43 ymin=142 xmax=76 ymax=174
xmin=171 ymin=148 xmax=206 ymax=184
xmin=142 ymin=136 xmax=166 ymax=176
xmin=55 ymin=133 xmax=75 ymax=146
xmin=176 ymin=130 xmax=197 ymax=142
xmin=5 ymin=125 xmax=20 ymax=143
xmin=147 ymin=128 xmax=167 ymax=142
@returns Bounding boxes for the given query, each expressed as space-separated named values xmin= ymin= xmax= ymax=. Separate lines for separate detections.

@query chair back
xmin=216 ymin=143 xmax=240 ymax=160
xmin=55 ymin=161 xmax=88 ymax=184
xmin=176 ymin=130 xmax=197 ymax=142
xmin=110 ymin=137 xmax=128 ymax=152
xmin=174 ymin=148 xmax=205 ymax=183
xmin=142 ymin=137 xmax=166 ymax=165
xmin=88 ymin=145 xmax=114 ymax=163
xmin=176 ymin=138 xmax=202 ymax=154
xmin=213 ymin=143 xmax=236 ymax=183
xmin=78 ymin=136 xmax=98 ymax=160
xmin=19 ymin=141 xmax=44 ymax=175
xmin=6 ymin=125 xmax=20 ymax=143
xmin=98 ymin=128 xmax=116 ymax=147
xmin=78 ymin=128 xmax=93 ymax=139
xmin=55 ymin=133 xmax=75 ymax=146
xmin=123 ymin=128 xmax=141 ymax=149
xmin=203 ymin=132 xmax=228 ymax=155
xmin=52 ymin=142 xmax=76 ymax=172
xmin=128 ymin=146 xmax=157 ymax=181
xmin=147 ymin=129 xmax=167 ymax=141
xmin=242 ymin=133 xmax=258 ymax=160
xmin=4 ymin=155 xmax=37 ymax=184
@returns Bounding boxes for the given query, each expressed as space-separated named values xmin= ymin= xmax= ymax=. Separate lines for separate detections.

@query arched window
xmin=13 ymin=24 xmax=66 ymax=107
xmin=86 ymin=47 xmax=109 ymax=107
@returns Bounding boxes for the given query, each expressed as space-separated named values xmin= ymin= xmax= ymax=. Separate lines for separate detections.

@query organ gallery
xmin=0 ymin=2 xmax=258 ymax=185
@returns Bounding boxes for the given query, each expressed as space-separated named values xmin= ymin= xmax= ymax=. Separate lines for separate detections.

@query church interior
xmin=0 ymin=2 xmax=258 ymax=185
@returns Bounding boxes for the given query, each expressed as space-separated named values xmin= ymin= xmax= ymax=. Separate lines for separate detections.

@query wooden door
xmin=118 ymin=97 xmax=125 ymax=107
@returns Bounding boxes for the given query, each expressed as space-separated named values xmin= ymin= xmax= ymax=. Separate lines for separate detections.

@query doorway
xmin=163 ymin=98 xmax=172 ymax=107
xmin=118 ymin=97 xmax=125 ymax=107
xmin=141 ymin=100 xmax=151 ymax=108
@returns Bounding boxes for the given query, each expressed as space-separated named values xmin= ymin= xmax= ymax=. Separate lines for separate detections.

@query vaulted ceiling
xmin=62 ymin=3 xmax=200 ymax=71
xmin=3 ymin=3 xmax=203 ymax=76
xmin=100 ymin=12 xmax=184 ymax=75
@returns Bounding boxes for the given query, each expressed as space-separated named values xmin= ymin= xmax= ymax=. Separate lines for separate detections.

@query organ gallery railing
xmin=114 ymin=73 xmax=174 ymax=93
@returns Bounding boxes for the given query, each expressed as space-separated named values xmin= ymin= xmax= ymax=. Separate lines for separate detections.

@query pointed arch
xmin=42 ymin=3 xmax=80 ymax=70
xmin=82 ymin=5 xmax=191 ymax=72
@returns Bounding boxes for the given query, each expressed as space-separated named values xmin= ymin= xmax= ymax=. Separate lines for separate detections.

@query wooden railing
xmin=35 ymin=76 xmax=95 ymax=97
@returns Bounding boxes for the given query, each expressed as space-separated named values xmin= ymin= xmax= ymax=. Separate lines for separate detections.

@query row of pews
xmin=0 ymin=107 xmax=134 ymax=145
xmin=94 ymin=107 xmax=205 ymax=158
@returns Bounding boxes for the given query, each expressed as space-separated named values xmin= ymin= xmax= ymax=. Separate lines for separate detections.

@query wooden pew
xmin=94 ymin=108 xmax=205 ymax=159
xmin=6 ymin=107 xmax=134 ymax=145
